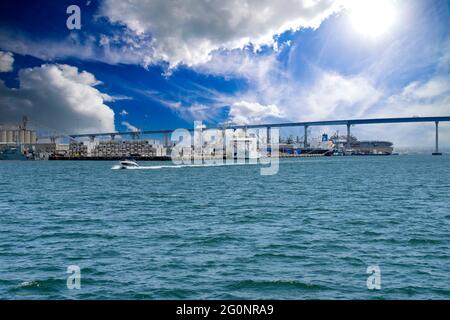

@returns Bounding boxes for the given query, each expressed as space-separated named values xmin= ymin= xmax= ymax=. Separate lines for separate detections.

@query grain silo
xmin=7 ymin=130 xmax=14 ymax=143
xmin=31 ymin=131 xmax=37 ymax=144
xmin=0 ymin=130 xmax=6 ymax=143
xmin=19 ymin=130 xmax=25 ymax=144
xmin=24 ymin=130 xmax=31 ymax=144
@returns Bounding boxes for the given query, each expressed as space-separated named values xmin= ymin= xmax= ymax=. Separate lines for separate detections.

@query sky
xmin=0 ymin=0 xmax=449 ymax=148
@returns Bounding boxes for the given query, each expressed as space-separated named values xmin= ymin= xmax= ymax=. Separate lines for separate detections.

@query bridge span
xmin=42 ymin=116 xmax=450 ymax=155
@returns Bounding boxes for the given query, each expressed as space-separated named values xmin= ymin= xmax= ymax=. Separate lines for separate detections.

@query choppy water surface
xmin=0 ymin=155 xmax=449 ymax=299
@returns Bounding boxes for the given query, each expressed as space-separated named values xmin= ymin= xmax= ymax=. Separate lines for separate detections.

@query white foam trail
xmin=111 ymin=162 xmax=258 ymax=170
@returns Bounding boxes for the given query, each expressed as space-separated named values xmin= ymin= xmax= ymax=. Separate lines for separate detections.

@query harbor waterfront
xmin=2 ymin=116 xmax=449 ymax=160
xmin=0 ymin=155 xmax=449 ymax=299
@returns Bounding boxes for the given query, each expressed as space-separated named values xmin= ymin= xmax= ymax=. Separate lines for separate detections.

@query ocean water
xmin=0 ymin=155 xmax=449 ymax=299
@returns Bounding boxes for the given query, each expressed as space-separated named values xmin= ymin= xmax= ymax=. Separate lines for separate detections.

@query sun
xmin=348 ymin=0 xmax=397 ymax=38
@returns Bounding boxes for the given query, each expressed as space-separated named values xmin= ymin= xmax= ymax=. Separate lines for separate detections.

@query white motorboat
xmin=119 ymin=159 xmax=139 ymax=169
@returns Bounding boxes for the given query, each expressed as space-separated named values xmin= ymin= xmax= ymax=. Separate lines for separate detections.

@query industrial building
xmin=67 ymin=140 xmax=167 ymax=158
xmin=69 ymin=142 xmax=89 ymax=157
xmin=91 ymin=140 xmax=167 ymax=157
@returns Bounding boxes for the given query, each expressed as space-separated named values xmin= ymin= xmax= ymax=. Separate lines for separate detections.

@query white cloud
xmin=0 ymin=29 xmax=154 ymax=68
xmin=376 ymin=77 xmax=450 ymax=119
xmin=0 ymin=64 xmax=115 ymax=134
xmin=0 ymin=51 xmax=14 ymax=72
xmin=300 ymin=72 xmax=383 ymax=120
xmin=119 ymin=109 xmax=129 ymax=116
xmin=189 ymin=44 xmax=383 ymax=124
xmin=138 ymin=86 xmax=235 ymax=123
xmin=194 ymin=49 xmax=279 ymax=82
xmin=401 ymin=77 xmax=450 ymax=100
xmin=219 ymin=57 xmax=383 ymax=123
xmin=0 ymin=1 xmax=348 ymax=73
xmin=100 ymin=0 xmax=344 ymax=67
xmin=179 ymin=103 xmax=215 ymax=122
xmin=170 ymin=102 xmax=225 ymax=123
xmin=121 ymin=121 xmax=139 ymax=131
xmin=229 ymin=100 xmax=284 ymax=124
xmin=149 ymin=49 xmax=384 ymax=126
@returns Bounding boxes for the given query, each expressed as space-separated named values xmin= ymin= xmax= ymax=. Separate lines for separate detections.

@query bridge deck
xmin=41 ymin=116 xmax=450 ymax=139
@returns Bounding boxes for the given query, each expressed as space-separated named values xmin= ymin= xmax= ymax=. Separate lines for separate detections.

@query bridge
xmin=42 ymin=116 xmax=450 ymax=155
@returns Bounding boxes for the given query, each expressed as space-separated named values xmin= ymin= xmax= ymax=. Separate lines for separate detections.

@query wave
xmin=12 ymin=278 xmax=62 ymax=292
xmin=17 ymin=280 xmax=42 ymax=288
xmin=408 ymin=238 xmax=443 ymax=245
xmin=227 ymin=279 xmax=328 ymax=291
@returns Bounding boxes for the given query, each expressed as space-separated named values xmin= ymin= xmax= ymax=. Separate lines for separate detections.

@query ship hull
xmin=0 ymin=147 xmax=28 ymax=160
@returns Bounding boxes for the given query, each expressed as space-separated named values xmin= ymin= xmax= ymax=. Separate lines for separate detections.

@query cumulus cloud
xmin=229 ymin=101 xmax=284 ymax=124
xmin=0 ymin=64 xmax=115 ymax=134
xmin=0 ymin=51 xmax=14 ymax=72
xmin=100 ymin=0 xmax=344 ymax=67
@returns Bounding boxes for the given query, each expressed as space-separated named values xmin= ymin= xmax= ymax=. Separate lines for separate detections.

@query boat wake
xmin=111 ymin=162 xmax=258 ymax=170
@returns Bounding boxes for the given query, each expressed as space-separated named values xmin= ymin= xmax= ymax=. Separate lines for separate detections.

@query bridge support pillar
xmin=433 ymin=121 xmax=442 ymax=155
xmin=131 ymin=132 xmax=140 ymax=140
xmin=222 ymin=129 xmax=227 ymax=159
xmin=110 ymin=134 xmax=116 ymax=141
xmin=267 ymin=127 xmax=271 ymax=145
xmin=89 ymin=135 xmax=96 ymax=143
xmin=346 ymin=123 xmax=351 ymax=154
xmin=163 ymin=132 xmax=169 ymax=147
xmin=304 ymin=125 xmax=308 ymax=148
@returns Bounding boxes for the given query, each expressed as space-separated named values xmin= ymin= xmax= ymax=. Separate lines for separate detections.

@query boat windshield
xmin=121 ymin=161 xmax=138 ymax=166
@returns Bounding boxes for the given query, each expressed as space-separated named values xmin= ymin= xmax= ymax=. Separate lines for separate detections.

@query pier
xmin=41 ymin=116 xmax=450 ymax=155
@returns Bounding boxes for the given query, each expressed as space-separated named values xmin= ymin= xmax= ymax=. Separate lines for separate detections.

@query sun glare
xmin=349 ymin=0 xmax=397 ymax=38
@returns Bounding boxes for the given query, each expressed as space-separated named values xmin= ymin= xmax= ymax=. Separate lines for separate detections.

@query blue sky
xmin=0 ymin=0 xmax=449 ymax=147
